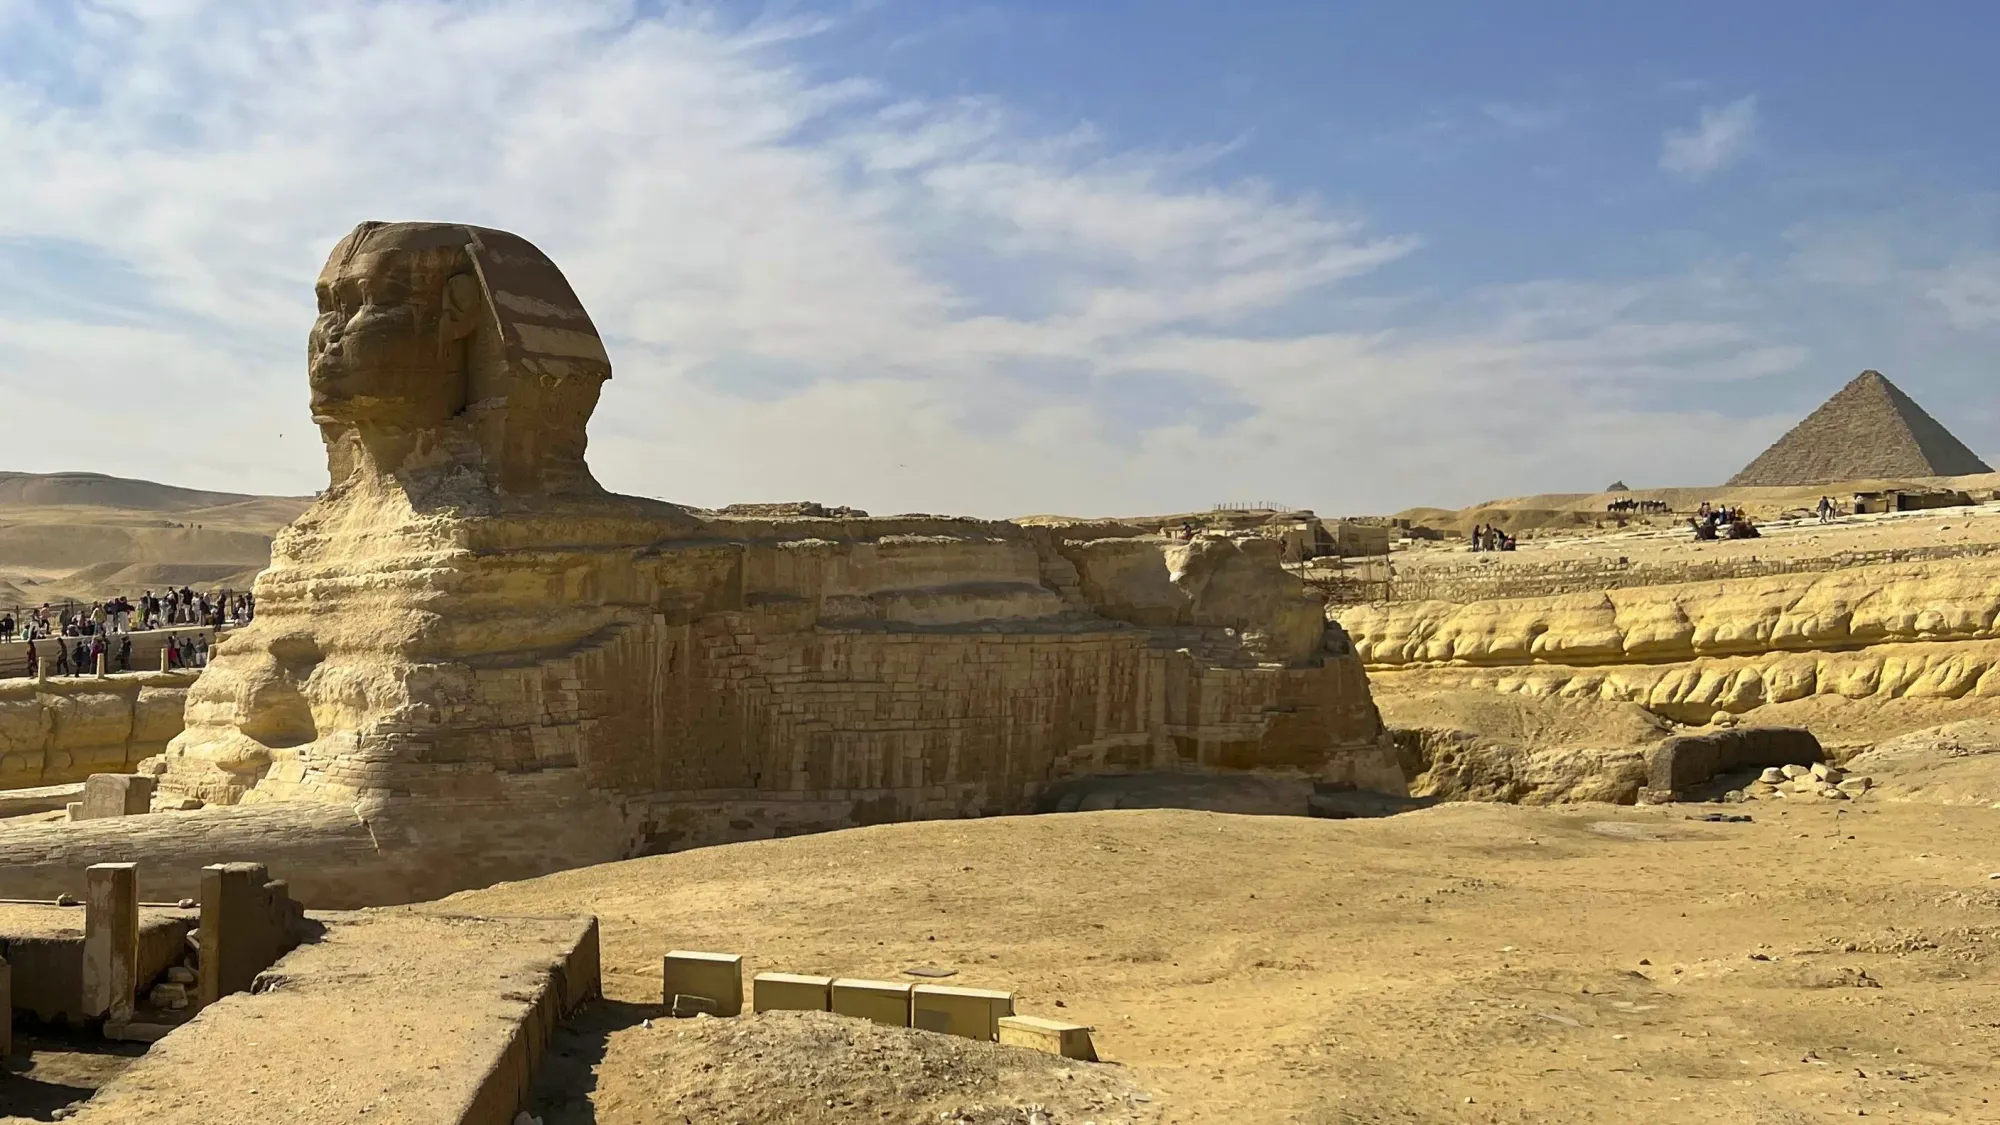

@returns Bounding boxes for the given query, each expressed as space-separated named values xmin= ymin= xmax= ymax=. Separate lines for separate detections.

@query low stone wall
xmin=0 ymin=672 xmax=195 ymax=790
xmin=1644 ymin=727 xmax=1824 ymax=796
xmin=66 ymin=912 xmax=601 ymax=1125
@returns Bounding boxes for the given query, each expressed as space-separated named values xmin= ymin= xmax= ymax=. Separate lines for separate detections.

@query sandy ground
xmin=0 ymin=1032 xmax=146 ymax=1123
xmin=440 ymin=752 xmax=2000 ymax=1124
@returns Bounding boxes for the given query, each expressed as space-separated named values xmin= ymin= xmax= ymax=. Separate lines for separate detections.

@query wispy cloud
xmin=1660 ymin=94 xmax=1758 ymax=180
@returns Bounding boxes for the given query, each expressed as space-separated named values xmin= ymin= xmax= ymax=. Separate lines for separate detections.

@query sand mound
xmin=0 ymin=471 xmax=308 ymax=601
xmin=58 ymin=561 xmax=263 ymax=592
xmin=0 ymin=471 xmax=297 ymax=512
xmin=532 ymin=1008 xmax=1151 ymax=1125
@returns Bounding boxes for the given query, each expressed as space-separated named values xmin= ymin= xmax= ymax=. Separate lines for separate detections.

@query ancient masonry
xmin=0 ymin=221 xmax=1403 ymax=908
xmin=1726 ymin=369 xmax=1991 ymax=487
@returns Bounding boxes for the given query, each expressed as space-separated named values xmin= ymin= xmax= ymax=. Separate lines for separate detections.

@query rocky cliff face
xmin=1338 ymin=557 xmax=2000 ymax=739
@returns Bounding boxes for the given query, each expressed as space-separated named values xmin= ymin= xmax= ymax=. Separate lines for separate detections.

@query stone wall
xmin=0 ymin=672 xmax=195 ymax=789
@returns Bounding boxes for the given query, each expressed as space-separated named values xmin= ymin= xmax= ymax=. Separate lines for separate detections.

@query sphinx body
xmin=3 ymin=222 xmax=1403 ymax=907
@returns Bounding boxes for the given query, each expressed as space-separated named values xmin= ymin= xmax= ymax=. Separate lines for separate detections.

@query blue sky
xmin=0 ymin=1 xmax=1995 ymax=515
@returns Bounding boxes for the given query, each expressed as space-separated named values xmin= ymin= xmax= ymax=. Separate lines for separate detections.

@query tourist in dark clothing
xmin=118 ymin=636 xmax=132 ymax=672
xmin=54 ymin=641 xmax=71 ymax=676
xmin=24 ymin=642 xmax=36 ymax=678
xmin=71 ymin=639 xmax=88 ymax=676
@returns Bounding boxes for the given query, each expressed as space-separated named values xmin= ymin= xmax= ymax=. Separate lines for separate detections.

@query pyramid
xmin=1725 ymin=370 xmax=1991 ymax=487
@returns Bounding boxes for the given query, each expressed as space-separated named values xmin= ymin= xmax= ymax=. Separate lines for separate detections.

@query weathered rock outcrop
xmin=0 ymin=222 xmax=1399 ymax=907
xmin=1340 ymin=560 xmax=2000 ymax=670
xmin=0 ymin=672 xmax=195 ymax=788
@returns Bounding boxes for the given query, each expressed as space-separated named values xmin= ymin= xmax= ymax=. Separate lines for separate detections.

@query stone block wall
xmin=0 ymin=672 xmax=196 ymax=790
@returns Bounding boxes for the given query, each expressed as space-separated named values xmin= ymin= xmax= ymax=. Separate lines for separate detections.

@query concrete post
xmin=159 ymin=644 xmax=171 ymax=672
xmin=34 ymin=643 xmax=46 ymax=683
xmin=83 ymin=862 xmax=140 ymax=1022
xmin=95 ymin=651 xmax=107 ymax=678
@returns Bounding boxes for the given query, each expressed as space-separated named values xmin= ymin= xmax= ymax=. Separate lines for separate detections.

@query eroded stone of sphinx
xmin=2 ymin=221 xmax=1400 ymax=907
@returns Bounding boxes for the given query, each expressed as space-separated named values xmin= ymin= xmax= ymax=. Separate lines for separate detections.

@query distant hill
xmin=0 ymin=471 xmax=308 ymax=512
xmin=0 ymin=471 xmax=312 ymax=604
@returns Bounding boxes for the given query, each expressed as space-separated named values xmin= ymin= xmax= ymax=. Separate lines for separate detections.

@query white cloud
xmin=1928 ymin=259 xmax=2000 ymax=329
xmin=1660 ymin=95 xmax=1758 ymax=180
xmin=0 ymin=4 xmax=1815 ymax=515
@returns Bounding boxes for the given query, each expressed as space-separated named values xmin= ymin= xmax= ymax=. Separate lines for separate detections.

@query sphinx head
xmin=309 ymin=221 xmax=611 ymax=495
xmin=309 ymin=223 xmax=482 ymax=432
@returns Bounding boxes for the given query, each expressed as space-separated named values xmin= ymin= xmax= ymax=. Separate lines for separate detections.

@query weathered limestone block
xmin=998 ymin=1014 xmax=1097 ymax=1060
xmin=83 ymin=862 xmax=139 ymax=1022
xmin=752 ymin=972 xmax=831 ymax=1013
xmin=912 ymin=984 xmax=1014 ymax=1040
xmin=661 ymin=950 xmax=743 ymax=1017
xmin=198 ymin=861 xmax=306 ymax=1006
xmin=832 ymin=978 xmax=911 ymax=1027
xmin=79 ymin=774 xmax=155 ymax=820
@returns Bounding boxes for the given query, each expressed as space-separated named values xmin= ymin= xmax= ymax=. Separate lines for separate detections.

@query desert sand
xmin=0 ymin=471 xmax=307 ymax=606
xmin=437 ymin=744 xmax=2000 ymax=1123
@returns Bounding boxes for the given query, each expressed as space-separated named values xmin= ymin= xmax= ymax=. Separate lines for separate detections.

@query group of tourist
xmin=1690 ymin=502 xmax=1759 ymax=541
xmin=1 ymin=587 xmax=251 ymax=679
xmin=0 ymin=587 xmax=253 ymax=644
xmin=20 ymin=630 xmax=211 ymax=678
xmin=1815 ymin=495 xmax=1843 ymax=523
xmin=1468 ymin=524 xmax=1517 ymax=552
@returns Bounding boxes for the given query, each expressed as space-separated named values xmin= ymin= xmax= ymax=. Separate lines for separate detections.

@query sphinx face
xmin=308 ymin=227 xmax=478 ymax=430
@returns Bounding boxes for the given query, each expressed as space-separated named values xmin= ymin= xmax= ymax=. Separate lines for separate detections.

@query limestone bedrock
xmin=0 ymin=222 xmax=1400 ymax=907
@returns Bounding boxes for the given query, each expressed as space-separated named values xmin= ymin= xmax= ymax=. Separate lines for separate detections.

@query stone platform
xmin=65 ymin=910 xmax=599 ymax=1125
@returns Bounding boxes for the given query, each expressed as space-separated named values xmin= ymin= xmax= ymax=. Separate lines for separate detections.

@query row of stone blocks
xmin=661 ymin=949 xmax=1096 ymax=1060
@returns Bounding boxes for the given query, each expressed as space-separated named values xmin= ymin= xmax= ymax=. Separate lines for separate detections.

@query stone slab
xmin=0 ymin=782 xmax=85 ymax=820
xmin=998 ymin=1014 xmax=1097 ymax=1060
xmin=79 ymin=775 xmax=155 ymax=821
xmin=67 ymin=911 xmax=600 ymax=1125
xmin=752 ymin=971 xmax=832 ymax=1013
xmin=831 ymin=978 xmax=911 ymax=1027
xmin=662 ymin=949 xmax=743 ymax=1017
xmin=912 ymin=983 xmax=1014 ymax=1040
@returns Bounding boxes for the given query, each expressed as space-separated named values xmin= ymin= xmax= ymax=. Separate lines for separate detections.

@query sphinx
xmin=0 ymin=222 xmax=1404 ymax=907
